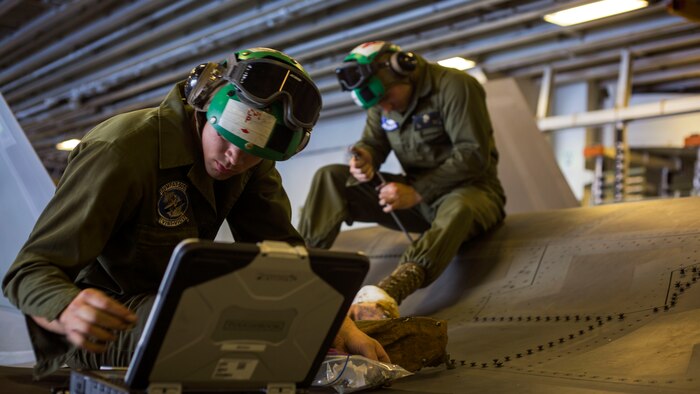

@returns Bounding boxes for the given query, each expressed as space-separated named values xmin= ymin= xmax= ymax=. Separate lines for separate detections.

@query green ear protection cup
xmin=389 ymin=51 xmax=417 ymax=75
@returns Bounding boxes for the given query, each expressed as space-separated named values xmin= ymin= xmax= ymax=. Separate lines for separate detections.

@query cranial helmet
xmin=335 ymin=41 xmax=417 ymax=109
xmin=185 ymin=48 xmax=322 ymax=161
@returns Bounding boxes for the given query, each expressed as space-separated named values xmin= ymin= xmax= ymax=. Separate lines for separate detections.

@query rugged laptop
xmin=69 ymin=239 xmax=369 ymax=393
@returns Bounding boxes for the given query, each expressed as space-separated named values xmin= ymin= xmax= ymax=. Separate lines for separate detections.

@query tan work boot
xmin=377 ymin=262 xmax=426 ymax=305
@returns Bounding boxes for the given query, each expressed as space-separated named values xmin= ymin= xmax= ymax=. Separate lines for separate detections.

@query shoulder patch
xmin=158 ymin=181 xmax=189 ymax=227
xmin=381 ymin=115 xmax=398 ymax=131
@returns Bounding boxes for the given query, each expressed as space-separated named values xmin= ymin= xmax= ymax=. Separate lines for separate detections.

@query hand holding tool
xmin=350 ymin=147 xmax=414 ymax=243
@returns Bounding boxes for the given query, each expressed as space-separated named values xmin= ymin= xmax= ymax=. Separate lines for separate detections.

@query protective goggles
xmin=225 ymin=58 xmax=322 ymax=130
xmin=336 ymin=61 xmax=376 ymax=91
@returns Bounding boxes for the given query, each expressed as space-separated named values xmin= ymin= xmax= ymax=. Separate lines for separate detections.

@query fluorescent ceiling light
xmin=544 ymin=0 xmax=648 ymax=26
xmin=55 ymin=138 xmax=81 ymax=151
xmin=438 ymin=57 xmax=476 ymax=71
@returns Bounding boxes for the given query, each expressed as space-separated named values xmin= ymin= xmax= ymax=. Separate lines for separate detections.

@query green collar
xmin=157 ymin=82 xmax=198 ymax=170
xmin=157 ymin=82 xmax=218 ymax=211
xmin=405 ymin=55 xmax=432 ymax=114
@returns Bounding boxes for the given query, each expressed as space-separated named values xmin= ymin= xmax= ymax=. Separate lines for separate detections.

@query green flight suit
xmin=298 ymin=55 xmax=506 ymax=287
xmin=2 ymin=82 xmax=303 ymax=378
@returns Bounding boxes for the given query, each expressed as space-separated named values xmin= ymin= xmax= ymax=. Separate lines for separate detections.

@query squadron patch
xmin=157 ymin=181 xmax=189 ymax=227
xmin=381 ymin=115 xmax=398 ymax=131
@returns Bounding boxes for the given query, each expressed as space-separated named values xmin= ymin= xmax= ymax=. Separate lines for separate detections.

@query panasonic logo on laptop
xmin=223 ymin=320 xmax=284 ymax=332
xmin=256 ymin=272 xmax=297 ymax=281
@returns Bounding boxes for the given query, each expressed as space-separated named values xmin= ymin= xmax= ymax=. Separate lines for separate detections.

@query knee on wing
xmin=313 ymin=163 xmax=349 ymax=182
xmin=438 ymin=196 xmax=477 ymax=224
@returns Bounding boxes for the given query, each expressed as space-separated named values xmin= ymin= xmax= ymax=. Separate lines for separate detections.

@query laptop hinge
xmin=258 ymin=240 xmax=309 ymax=260
xmin=267 ymin=382 xmax=297 ymax=394
xmin=147 ymin=382 xmax=182 ymax=394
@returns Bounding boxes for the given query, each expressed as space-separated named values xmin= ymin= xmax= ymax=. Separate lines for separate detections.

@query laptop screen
xmin=125 ymin=239 xmax=368 ymax=392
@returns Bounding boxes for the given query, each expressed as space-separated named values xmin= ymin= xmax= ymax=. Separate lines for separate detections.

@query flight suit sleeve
xmin=2 ymin=140 xmax=142 ymax=321
xmin=354 ymin=107 xmax=392 ymax=170
xmin=411 ymin=73 xmax=495 ymax=204
xmin=226 ymin=161 xmax=304 ymax=246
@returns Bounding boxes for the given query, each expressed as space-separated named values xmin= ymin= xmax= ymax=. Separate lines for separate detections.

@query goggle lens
xmin=336 ymin=62 xmax=373 ymax=91
xmin=237 ymin=62 xmax=286 ymax=98
xmin=228 ymin=59 xmax=321 ymax=129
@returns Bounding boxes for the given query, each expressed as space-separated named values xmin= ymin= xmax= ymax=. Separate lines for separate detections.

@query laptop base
xmin=71 ymin=370 xmax=300 ymax=393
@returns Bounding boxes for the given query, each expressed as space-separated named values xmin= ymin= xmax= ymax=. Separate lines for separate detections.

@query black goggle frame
xmin=225 ymin=56 xmax=321 ymax=130
xmin=187 ymin=56 xmax=321 ymax=131
xmin=335 ymin=62 xmax=377 ymax=91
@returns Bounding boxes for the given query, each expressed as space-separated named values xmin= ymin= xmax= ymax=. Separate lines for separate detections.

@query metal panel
xmin=485 ymin=78 xmax=579 ymax=213
xmin=333 ymin=196 xmax=700 ymax=393
xmin=0 ymin=93 xmax=53 ymax=366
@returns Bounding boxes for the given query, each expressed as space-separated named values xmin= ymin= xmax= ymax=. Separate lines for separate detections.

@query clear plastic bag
xmin=312 ymin=354 xmax=413 ymax=393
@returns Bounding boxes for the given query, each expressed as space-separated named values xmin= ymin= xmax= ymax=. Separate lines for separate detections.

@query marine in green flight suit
xmin=3 ymin=48 xmax=388 ymax=378
xmin=298 ymin=41 xmax=506 ymax=320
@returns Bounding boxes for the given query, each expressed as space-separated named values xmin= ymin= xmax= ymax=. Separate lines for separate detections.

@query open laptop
xmin=70 ymin=239 xmax=369 ymax=394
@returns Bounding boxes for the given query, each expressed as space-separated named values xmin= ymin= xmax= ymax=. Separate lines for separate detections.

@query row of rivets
xmin=473 ymin=313 xmax=626 ymax=323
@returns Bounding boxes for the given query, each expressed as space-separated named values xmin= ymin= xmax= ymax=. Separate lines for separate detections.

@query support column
xmin=614 ymin=49 xmax=632 ymax=203
xmin=536 ymin=66 xmax=553 ymax=119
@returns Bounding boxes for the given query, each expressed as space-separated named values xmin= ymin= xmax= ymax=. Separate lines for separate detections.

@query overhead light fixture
xmin=55 ymin=138 xmax=81 ymax=151
xmin=544 ymin=0 xmax=648 ymax=26
xmin=437 ymin=57 xmax=476 ymax=71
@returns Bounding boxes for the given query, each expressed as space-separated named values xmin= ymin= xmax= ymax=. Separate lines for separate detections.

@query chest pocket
xmin=418 ymin=126 xmax=447 ymax=143
xmin=136 ymin=223 xmax=198 ymax=246
xmin=413 ymin=111 xmax=447 ymax=144
xmin=412 ymin=111 xmax=450 ymax=161
xmin=77 ymin=223 xmax=199 ymax=296
xmin=133 ymin=223 xmax=198 ymax=280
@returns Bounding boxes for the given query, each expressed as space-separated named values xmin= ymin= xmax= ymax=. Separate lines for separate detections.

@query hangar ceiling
xmin=0 ymin=0 xmax=697 ymax=177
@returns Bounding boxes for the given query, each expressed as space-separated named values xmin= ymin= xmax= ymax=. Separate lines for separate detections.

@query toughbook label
xmin=213 ymin=358 xmax=258 ymax=380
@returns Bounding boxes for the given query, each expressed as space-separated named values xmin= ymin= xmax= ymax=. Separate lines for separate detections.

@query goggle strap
xmin=224 ymin=53 xmax=240 ymax=80
xmin=295 ymin=130 xmax=311 ymax=153
xmin=236 ymin=87 xmax=314 ymax=131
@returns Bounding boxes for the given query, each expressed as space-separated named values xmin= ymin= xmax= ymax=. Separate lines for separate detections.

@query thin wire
xmin=375 ymin=172 xmax=414 ymax=244
xmin=321 ymin=354 xmax=351 ymax=387
xmin=350 ymin=147 xmax=414 ymax=244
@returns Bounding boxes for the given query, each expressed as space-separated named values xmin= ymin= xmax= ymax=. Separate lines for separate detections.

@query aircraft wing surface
xmin=333 ymin=197 xmax=700 ymax=393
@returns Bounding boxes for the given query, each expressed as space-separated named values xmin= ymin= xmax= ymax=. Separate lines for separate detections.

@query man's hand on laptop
xmin=332 ymin=316 xmax=390 ymax=363
xmin=32 ymin=288 xmax=137 ymax=353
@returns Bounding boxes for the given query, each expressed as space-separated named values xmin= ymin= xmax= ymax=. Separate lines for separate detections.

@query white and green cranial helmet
xmin=335 ymin=41 xmax=417 ymax=109
xmin=185 ymin=48 xmax=322 ymax=161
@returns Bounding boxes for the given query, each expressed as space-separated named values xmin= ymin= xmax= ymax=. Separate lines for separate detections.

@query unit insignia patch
xmin=157 ymin=181 xmax=189 ymax=227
